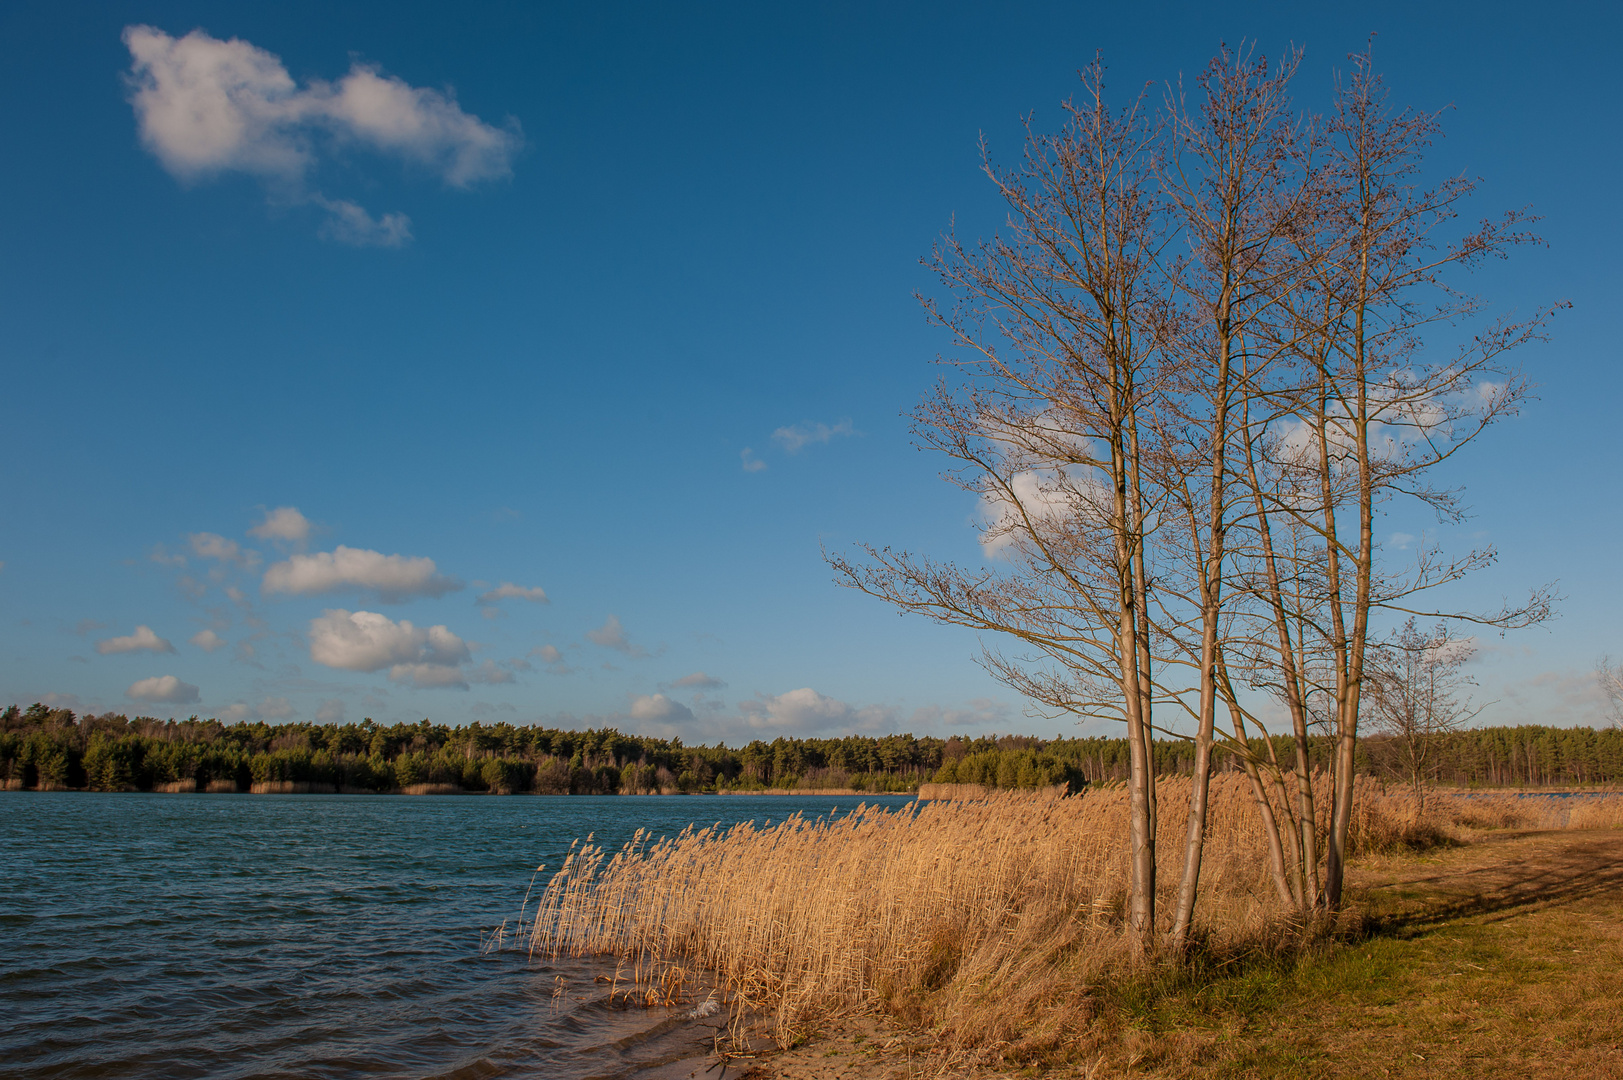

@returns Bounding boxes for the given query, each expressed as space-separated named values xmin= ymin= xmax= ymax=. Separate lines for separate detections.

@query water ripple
xmin=1 ymin=791 xmax=912 ymax=1078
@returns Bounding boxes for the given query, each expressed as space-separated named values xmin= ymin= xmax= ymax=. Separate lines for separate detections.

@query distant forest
xmin=1 ymin=703 xmax=1619 ymax=794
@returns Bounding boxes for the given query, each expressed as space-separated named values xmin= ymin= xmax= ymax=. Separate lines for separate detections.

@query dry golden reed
xmin=520 ymin=778 xmax=1623 ymax=1053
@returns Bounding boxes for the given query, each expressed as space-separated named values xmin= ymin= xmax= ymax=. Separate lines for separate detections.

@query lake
xmin=0 ymin=792 xmax=915 ymax=1079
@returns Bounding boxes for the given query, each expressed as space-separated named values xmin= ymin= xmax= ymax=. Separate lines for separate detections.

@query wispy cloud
xmin=771 ymin=418 xmax=855 ymax=454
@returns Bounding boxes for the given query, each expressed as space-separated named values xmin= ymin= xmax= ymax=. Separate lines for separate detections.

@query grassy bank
xmin=521 ymin=783 xmax=1623 ymax=1073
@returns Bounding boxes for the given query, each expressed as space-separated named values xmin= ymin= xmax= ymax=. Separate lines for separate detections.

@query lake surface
xmin=0 ymin=792 xmax=915 ymax=1079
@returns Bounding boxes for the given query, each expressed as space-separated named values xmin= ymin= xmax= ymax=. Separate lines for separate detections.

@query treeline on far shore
xmin=1 ymin=703 xmax=1620 ymax=796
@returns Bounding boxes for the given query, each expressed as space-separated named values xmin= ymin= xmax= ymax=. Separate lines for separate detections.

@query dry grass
xmin=519 ymin=777 xmax=1623 ymax=1059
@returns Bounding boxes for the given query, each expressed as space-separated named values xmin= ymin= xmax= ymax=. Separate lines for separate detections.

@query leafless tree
xmin=1150 ymin=45 xmax=1318 ymax=950
xmin=1225 ymin=47 xmax=1557 ymax=909
xmin=1367 ymin=618 xmax=1482 ymax=815
xmin=1598 ymin=657 xmax=1623 ymax=728
xmin=830 ymin=60 xmax=1171 ymax=950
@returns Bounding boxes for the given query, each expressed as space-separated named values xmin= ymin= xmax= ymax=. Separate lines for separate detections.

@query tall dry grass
xmin=519 ymin=777 xmax=1623 ymax=1055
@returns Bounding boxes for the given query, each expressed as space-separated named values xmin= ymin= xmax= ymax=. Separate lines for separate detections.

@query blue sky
xmin=1 ymin=0 xmax=1618 ymax=740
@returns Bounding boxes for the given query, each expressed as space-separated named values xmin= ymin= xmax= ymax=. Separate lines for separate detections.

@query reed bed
xmin=519 ymin=777 xmax=1623 ymax=1054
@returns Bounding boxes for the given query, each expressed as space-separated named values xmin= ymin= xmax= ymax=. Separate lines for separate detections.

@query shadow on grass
xmin=1360 ymin=830 xmax=1623 ymax=935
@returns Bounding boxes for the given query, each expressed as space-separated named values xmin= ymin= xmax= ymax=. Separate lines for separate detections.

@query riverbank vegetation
xmin=523 ymin=785 xmax=1623 ymax=1067
xmin=3 ymin=702 xmax=1618 ymax=795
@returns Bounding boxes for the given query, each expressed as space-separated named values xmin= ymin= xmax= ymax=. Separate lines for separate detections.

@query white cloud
xmin=122 ymin=25 xmax=520 ymax=242
xmin=263 ymin=546 xmax=459 ymax=601
xmin=528 ymin=643 xmax=572 ymax=674
xmin=737 ymin=687 xmax=890 ymax=734
xmin=190 ymin=629 xmax=227 ymax=652
xmin=248 ymin=506 xmax=312 ymax=543
xmin=771 ymin=418 xmax=855 ymax=454
xmin=630 ymin=693 xmax=695 ymax=724
xmin=96 ymin=625 xmax=176 ymax=655
xmin=741 ymin=447 xmax=767 ymax=473
xmin=307 ymin=609 xmax=470 ymax=672
xmin=477 ymin=582 xmax=550 ymax=607
xmin=127 ymin=675 xmax=201 ymax=704
xmin=585 ymin=614 xmax=654 ymax=658
xmin=188 ymin=532 xmax=261 ymax=569
xmin=218 ymin=703 xmax=251 ymax=722
xmin=468 ymin=659 xmax=515 ymax=684
xmin=672 ymin=671 xmax=725 ymax=690
xmin=315 ymin=699 xmax=346 ymax=723
xmin=1388 ymin=532 xmax=1416 ymax=551
xmin=389 ymin=662 xmax=468 ymax=689
xmin=908 ymin=697 xmax=1013 ymax=730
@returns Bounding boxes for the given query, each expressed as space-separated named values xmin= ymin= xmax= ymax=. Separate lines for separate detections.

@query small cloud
xmin=737 ymin=687 xmax=891 ymax=734
xmin=468 ymin=659 xmax=514 ymax=684
xmin=908 ymin=697 xmax=1012 ymax=729
xmin=476 ymin=582 xmax=549 ymax=609
xmin=529 ymin=644 xmax=572 ymax=674
xmin=189 ymin=532 xmax=261 ymax=569
xmin=308 ymin=608 xmax=470 ymax=672
xmin=389 ymin=662 xmax=469 ymax=689
xmin=630 ymin=693 xmax=695 ymax=724
xmin=73 ymin=619 xmax=109 ymax=636
xmin=312 ymin=195 xmax=412 ymax=247
xmin=1388 ymin=532 xmax=1416 ymax=551
xmin=771 ymin=418 xmax=856 ymax=454
xmin=248 ymin=506 xmax=312 ymax=544
xmin=263 ymin=546 xmax=461 ymax=602
xmin=585 ymin=615 xmax=656 ymax=658
xmin=40 ymin=692 xmax=87 ymax=711
xmin=492 ymin=506 xmax=521 ymax=522
xmin=671 ymin=671 xmax=725 ymax=690
xmin=190 ymin=629 xmax=227 ymax=652
xmin=741 ymin=447 xmax=767 ymax=473
xmin=150 ymin=545 xmax=188 ymax=568
xmin=96 ymin=625 xmax=176 ymax=655
xmin=315 ymin=699 xmax=346 ymax=723
xmin=127 ymin=674 xmax=201 ymax=704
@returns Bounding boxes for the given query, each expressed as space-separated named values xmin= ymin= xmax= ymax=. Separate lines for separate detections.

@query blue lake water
xmin=0 ymin=792 xmax=915 ymax=1079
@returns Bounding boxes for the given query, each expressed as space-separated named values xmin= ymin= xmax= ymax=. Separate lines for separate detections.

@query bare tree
xmin=1227 ymin=48 xmax=1557 ymax=909
xmin=1367 ymin=618 xmax=1481 ymax=816
xmin=1598 ymin=657 xmax=1623 ymax=727
xmin=830 ymin=60 xmax=1171 ymax=951
xmin=1150 ymin=44 xmax=1317 ymax=951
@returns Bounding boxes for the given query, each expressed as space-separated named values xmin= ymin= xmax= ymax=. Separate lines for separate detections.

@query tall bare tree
xmin=1236 ymin=48 xmax=1556 ymax=908
xmin=1151 ymin=45 xmax=1317 ymax=949
xmin=829 ymin=60 xmax=1170 ymax=950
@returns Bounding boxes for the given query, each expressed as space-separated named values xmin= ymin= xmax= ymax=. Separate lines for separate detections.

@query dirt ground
xmin=676 ymin=829 xmax=1623 ymax=1080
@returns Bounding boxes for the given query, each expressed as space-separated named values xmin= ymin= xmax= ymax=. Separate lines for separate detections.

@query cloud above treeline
xmin=96 ymin=625 xmax=175 ymax=655
xmin=127 ymin=674 xmax=200 ymax=704
xmin=307 ymin=608 xmax=471 ymax=688
xmin=122 ymin=25 xmax=520 ymax=245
